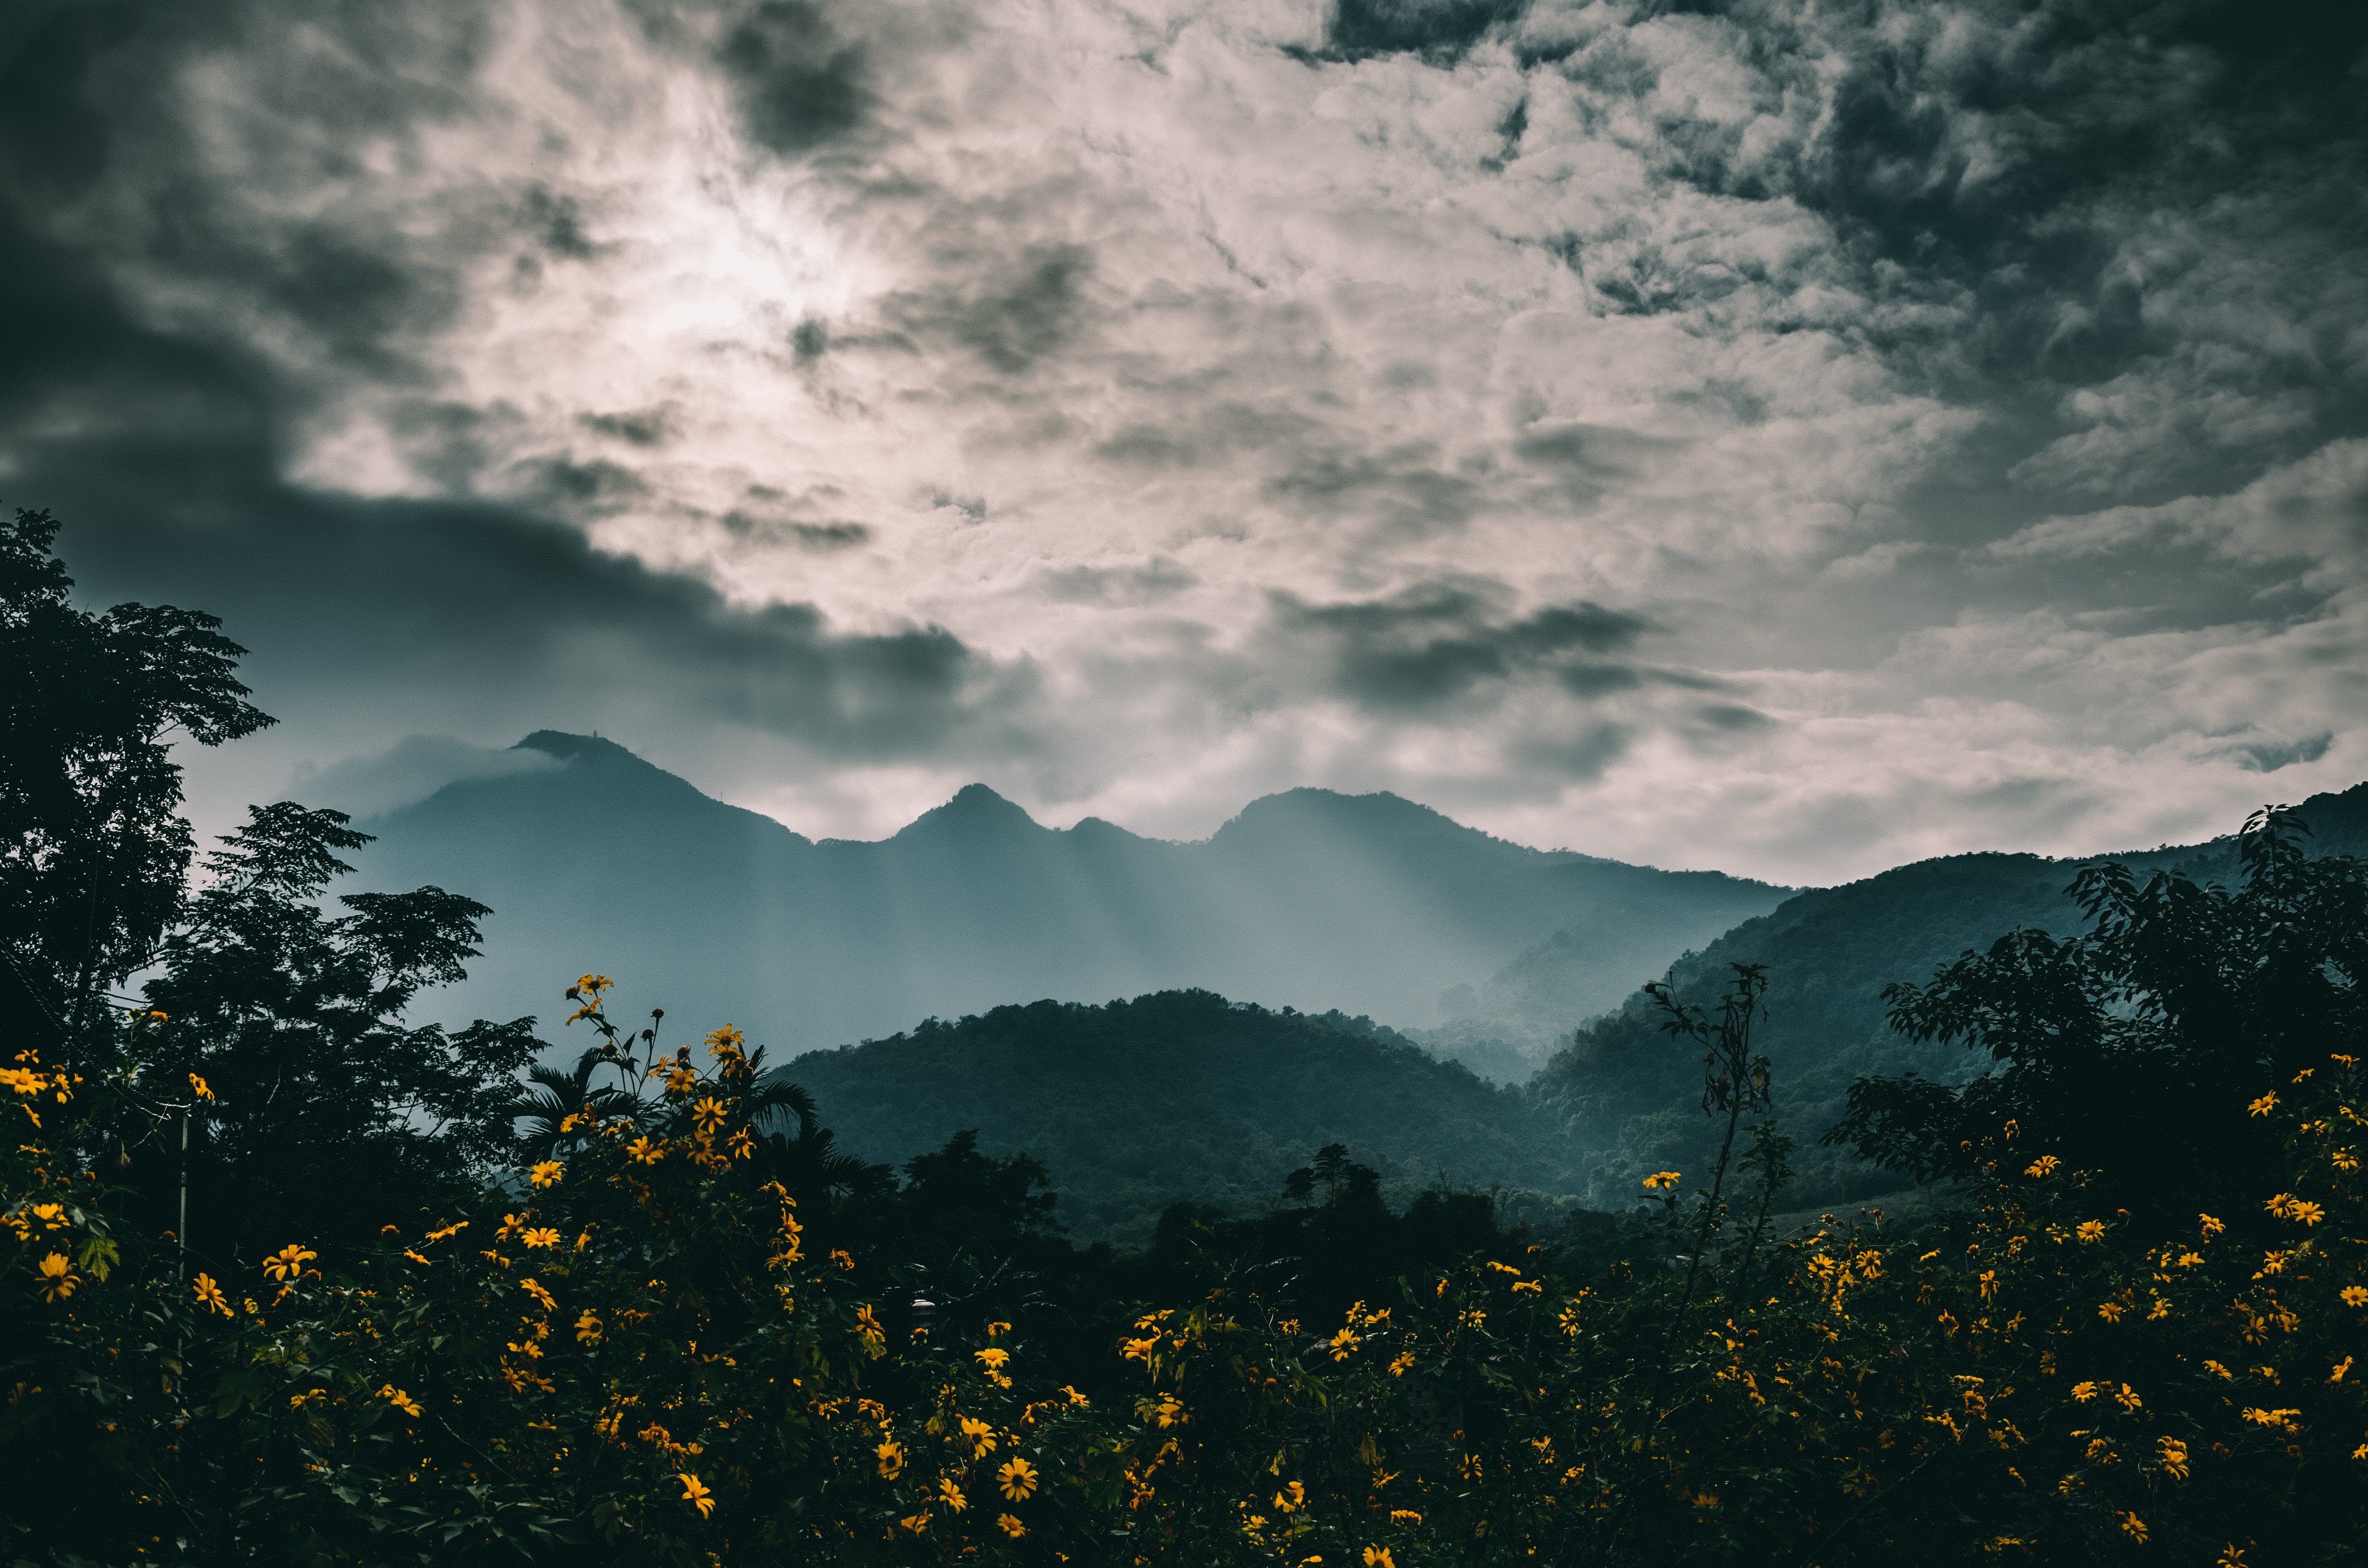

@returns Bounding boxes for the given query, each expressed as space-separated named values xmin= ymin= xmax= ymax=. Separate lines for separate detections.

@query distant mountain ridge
xmin=1522 ymin=778 xmax=2368 ymax=1204
xmin=345 ymin=732 xmax=1792 ymax=1054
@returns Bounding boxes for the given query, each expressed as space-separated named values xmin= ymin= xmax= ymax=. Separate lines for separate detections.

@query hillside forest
xmin=7 ymin=503 xmax=2366 ymax=1564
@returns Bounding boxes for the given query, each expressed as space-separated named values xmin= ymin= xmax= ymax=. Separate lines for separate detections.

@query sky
xmin=4 ymin=0 xmax=2365 ymax=886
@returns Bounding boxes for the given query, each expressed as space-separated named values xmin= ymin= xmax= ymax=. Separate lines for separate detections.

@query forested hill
xmin=345 ymin=731 xmax=1787 ymax=1053
xmin=775 ymin=991 xmax=1575 ymax=1246
xmin=1528 ymin=780 xmax=2368 ymax=1205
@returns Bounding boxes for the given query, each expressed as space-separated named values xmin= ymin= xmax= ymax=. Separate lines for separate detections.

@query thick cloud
xmin=2 ymin=0 xmax=2363 ymax=878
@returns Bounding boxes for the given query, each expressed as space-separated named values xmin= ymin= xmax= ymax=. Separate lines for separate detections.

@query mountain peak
xmin=514 ymin=730 xmax=647 ymax=768
xmin=891 ymin=783 xmax=1047 ymax=843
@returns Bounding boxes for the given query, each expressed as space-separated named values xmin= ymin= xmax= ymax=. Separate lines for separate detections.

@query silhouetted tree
xmin=1 ymin=507 xmax=272 ymax=1062
xmin=1825 ymin=805 xmax=2366 ymax=1222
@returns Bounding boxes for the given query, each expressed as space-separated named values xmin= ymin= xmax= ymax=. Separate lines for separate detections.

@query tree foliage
xmin=1828 ymin=806 xmax=2368 ymax=1220
xmin=0 ymin=506 xmax=273 ymax=1052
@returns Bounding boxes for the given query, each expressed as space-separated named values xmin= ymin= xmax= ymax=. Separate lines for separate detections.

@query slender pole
xmin=178 ymin=1106 xmax=190 ymax=1280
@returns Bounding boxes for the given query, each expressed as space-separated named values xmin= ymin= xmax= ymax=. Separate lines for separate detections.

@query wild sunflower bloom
xmin=2248 ymin=1093 xmax=2278 ymax=1117
xmin=876 ymin=1438 xmax=904 ymax=1478
xmin=379 ymin=1384 xmax=421 ymax=1416
xmin=263 ymin=1244 xmax=317 ymax=1282
xmin=529 ymin=1161 xmax=563 ymax=1188
xmin=2340 ymin=1286 xmax=2368 ymax=1308
xmin=997 ymin=1513 xmax=1026 ymax=1538
xmin=35 ymin=1252 xmax=77 ymax=1301
xmin=1642 ymin=1171 xmax=1681 ymax=1190
xmin=678 ymin=1474 xmax=715 ymax=1518
xmin=521 ymin=1227 xmax=561 ymax=1249
xmin=187 ymin=1073 xmax=214 ymax=1101
xmin=519 ymin=1277 xmax=556 ymax=1310
xmin=2024 ymin=1155 xmax=2059 ymax=1178
xmin=626 ymin=1137 xmax=663 ymax=1165
xmin=938 ymin=1477 xmax=968 ymax=1512
xmin=192 ymin=1272 xmax=232 ymax=1316
xmin=959 ymin=1416 xmax=998 ymax=1456
xmin=575 ymin=1310 xmax=602 ymax=1342
xmin=998 ymin=1457 xmax=1038 ymax=1500
xmin=2200 ymin=1213 xmax=2226 ymax=1238
xmin=1364 ymin=1548 xmax=1396 ymax=1568
xmin=2076 ymin=1219 xmax=2106 ymax=1242
xmin=975 ymin=1347 xmax=1011 ymax=1371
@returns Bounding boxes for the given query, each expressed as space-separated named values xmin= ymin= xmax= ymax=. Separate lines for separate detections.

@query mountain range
xmin=343 ymin=735 xmax=2368 ymax=1235
xmin=346 ymin=731 xmax=1790 ymax=1058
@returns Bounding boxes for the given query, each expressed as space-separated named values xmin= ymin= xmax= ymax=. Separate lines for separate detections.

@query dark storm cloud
xmin=1269 ymin=581 xmax=1650 ymax=713
xmin=1320 ymin=0 xmax=1525 ymax=60
xmin=0 ymin=162 xmax=1023 ymax=763
xmin=1532 ymin=0 xmax=2368 ymax=507
xmin=1264 ymin=445 xmax=1486 ymax=539
xmin=878 ymin=243 xmax=1097 ymax=376
xmin=1033 ymin=558 xmax=1198 ymax=605
xmin=716 ymin=0 xmax=873 ymax=155
xmin=37 ymin=451 xmax=1020 ymax=757
xmin=577 ymin=407 xmax=682 ymax=448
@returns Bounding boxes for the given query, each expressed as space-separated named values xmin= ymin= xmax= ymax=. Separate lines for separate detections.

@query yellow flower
xmin=2287 ymin=1200 xmax=2325 ymax=1226
xmin=529 ymin=1161 xmax=563 ymax=1188
xmin=1641 ymin=1171 xmax=1681 ymax=1190
xmin=958 ymin=1416 xmax=998 ymax=1457
xmin=2070 ymin=1381 xmax=2098 ymax=1402
xmin=576 ymin=1311 xmax=603 ymax=1343
xmin=2118 ymin=1513 xmax=2148 ymax=1543
xmin=2200 ymin=1213 xmax=2225 ymax=1238
xmin=626 ymin=1137 xmax=663 ymax=1165
xmin=997 ymin=1513 xmax=1026 ymax=1538
xmin=2114 ymin=1384 xmax=2141 ymax=1411
xmin=2076 ymin=1219 xmax=2105 ymax=1243
xmin=2341 ymin=1286 xmax=2368 ymax=1308
xmin=975 ymin=1347 xmax=1012 ymax=1371
xmin=2158 ymin=1438 xmax=2188 ymax=1480
xmin=937 ymin=1477 xmax=967 ymax=1513
xmin=998 ymin=1457 xmax=1038 ymax=1501
xmin=679 ymin=1474 xmax=715 ymax=1518
xmin=897 ymin=1514 xmax=928 ymax=1535
xmin=262 ymin=1244 xmax=317 ymax=1282
xmin=856 ymin=1304 xmax=885 ymax=1345
xmin=521 ymin=1227 xmax=561 ymax=1249
xmin=876 ymin=1438 xmax=904 ymax=1478
xmin=1364 ymin=1548 xmax=1396 ymax=1568
xmin=1330 ymin=1327 xmax=1361 ymax=1361
xmin=1389 ymin=1510 xmax=1422 ymax=1524
xmin=192 ymin=1272 xmax=232 ymax=1316
xmin=2248 ymin=1093 xmax=2278 ymax=1117
xmin=2097 ymin=1301 xmax=2125 ymax=1323
xmin=380 ymin=1384 xmax=421 ymax=1417
xmin=188 ymin=1073 xmax=214 ymax=1101
xmin=2024 ymin=1155 xmax=2060 ymax=1178
xmin=518 ymin=1277 xmax=555 ymax=1311
xmin=35 ymin=1252 xmax=77 ymax=1301
xmin=830 ymin=1248 xmax=854 ymax=1271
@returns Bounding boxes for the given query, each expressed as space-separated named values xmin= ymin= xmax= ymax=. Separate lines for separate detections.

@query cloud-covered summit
xmin=3 ymin=0 xmax=2362 ymax=882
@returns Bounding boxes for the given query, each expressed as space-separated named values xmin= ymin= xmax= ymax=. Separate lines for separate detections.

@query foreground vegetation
xmin=6 ymin=507 xmax=2364 ymax=1561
